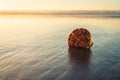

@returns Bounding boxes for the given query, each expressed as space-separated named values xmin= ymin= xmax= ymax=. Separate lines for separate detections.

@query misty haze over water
xmin=0 ymin=10 xmax=120 ymax=18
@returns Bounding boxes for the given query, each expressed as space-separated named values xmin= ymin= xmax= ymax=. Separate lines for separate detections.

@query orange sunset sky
xmin=0 ymin=0 xmax=119 ymax=10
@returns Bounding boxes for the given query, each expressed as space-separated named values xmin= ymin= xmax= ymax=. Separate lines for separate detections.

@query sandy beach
xmin=0 ymin=16 xmax=120 ymax=80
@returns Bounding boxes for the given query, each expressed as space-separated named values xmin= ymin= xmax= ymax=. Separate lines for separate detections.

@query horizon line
xmin=0 ymin=10 xmax=120 ymax=18
xmin=0 ymin=10 xmax=120 ymax=13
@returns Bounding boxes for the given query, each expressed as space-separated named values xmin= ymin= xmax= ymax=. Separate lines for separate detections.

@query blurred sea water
xmin=0 ymin=15 xmax=120 ymax=80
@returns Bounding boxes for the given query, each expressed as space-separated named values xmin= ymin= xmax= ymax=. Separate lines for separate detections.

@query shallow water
xmin=0 ymin=16 xmax=120 ymax=80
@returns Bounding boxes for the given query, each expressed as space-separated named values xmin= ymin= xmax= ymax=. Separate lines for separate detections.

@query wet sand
xmin=0 ymin=16 xmax=120 ymax=80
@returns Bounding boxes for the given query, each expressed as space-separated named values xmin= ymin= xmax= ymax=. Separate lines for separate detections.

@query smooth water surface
xmin=0 ymin=16 xmax=120 ymax=80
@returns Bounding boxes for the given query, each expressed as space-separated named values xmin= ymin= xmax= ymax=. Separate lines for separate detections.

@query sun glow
xmin=0 ymin=0 xmax=119 ymax=10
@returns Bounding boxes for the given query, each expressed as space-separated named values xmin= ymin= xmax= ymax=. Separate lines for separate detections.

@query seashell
xmin=68 ymin=28 xmax=93 ymax=48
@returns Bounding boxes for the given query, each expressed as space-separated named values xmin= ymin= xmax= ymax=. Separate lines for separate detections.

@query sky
xmin=0 ymin=0 xmax=120 ymax=10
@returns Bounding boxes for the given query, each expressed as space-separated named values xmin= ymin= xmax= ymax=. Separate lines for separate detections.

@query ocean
xmin=0 ymin=15 xmax=120 ymax=80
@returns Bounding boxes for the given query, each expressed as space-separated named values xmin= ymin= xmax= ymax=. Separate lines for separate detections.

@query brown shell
xmin=68 ymin=28 xmax=93 ymax=48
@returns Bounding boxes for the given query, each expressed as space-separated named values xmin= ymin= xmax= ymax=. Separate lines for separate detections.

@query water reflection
xmin=65 ymin=48 xmax=93 ymax=80
xmin=68 ymin=47 xmax=92 ymax=66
